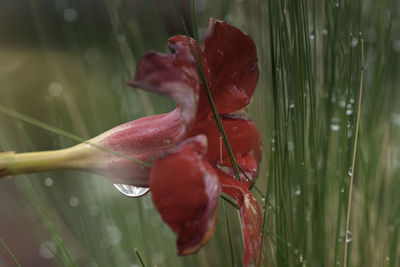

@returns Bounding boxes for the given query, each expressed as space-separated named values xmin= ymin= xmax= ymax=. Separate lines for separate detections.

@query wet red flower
xmin=125 ymin=18 xmax=263 ymax=266
xmin=73 ymin=18 xmax=263 ymax=266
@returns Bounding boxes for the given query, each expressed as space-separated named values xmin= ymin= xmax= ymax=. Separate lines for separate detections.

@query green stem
xmin=0 ymin=147 xmax=82 ymax=178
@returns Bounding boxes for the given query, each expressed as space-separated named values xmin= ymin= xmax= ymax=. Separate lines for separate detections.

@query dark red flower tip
xmin=189 ymin=113 xmax=262 ymax=181
xmin=127 ymin=36 xmax=200 ymax=126
xmin=215 ymin=167 xmax=264 ymax=266
xmin=150 ymin=135 xmax=221 ymax=255
xmin=196 ymin=18 xmax=259 ymax=119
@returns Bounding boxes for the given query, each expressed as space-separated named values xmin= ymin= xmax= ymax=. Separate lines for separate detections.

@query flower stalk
xmin=1 ymin=145 xmax=90 ymax=178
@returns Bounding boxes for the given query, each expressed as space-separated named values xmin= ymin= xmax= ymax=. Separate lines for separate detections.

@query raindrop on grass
xmin=69 ymin=196 xmax=79 ymax=207
xmin=346 ymin=230 xmax=353 ymax=243
xmin=348 ymin=167 xmax=353 ymax=176
xmin=340 ymin=187 xmax=345 ymax=193
xmin=63 ymin=8 xmax=77 ymax=22
xmin=107 ymin=225 xmax=122 ymax=245
xmin=330 ymin=124 xmax=340 ymax=131
xmin=289 ymin=103 xmax=295 ymax=109
xmin=114 ymin=184 xmax=149 ymax=198
xmin=346 ymin=109 xmax=353 ymax=116
xmin=322 ymin=29 xmax=328 ymax=35
xmin=351 ymin=38 xmax=359 ymax=48
xmin=294 ymin=185 xmax=301 ymax=196
xmin=84 ymin=48 xmax=102 ymax=64
xmin=39 ymin=241 xmax=57 ymax=259
xmin=44 ymin=177 xmax=53 ymax=187
xmin=48 ymin=82 xmax=63 ymax=96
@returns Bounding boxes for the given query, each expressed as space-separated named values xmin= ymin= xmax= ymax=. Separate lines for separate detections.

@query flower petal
xmin=80 ymin=109 xmax=186 ymax=186
xmin=75 ymin=36 xmax=202 ymax=186
xmin=215 ymin=167 xmax=264 ymax=266
xmin=197 ymin=18 xmax=259 ymax=117
xmin=128 ymin=35 xmax=200 ymax=126
xmin=150 ymin=135 xmax=221 ymax=255
xmin=189 ymin=113 xmax=262 ymax=182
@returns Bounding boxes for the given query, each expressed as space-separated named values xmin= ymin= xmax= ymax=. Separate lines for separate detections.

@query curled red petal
xmin=197 ymin=18 xmax=259 ymax=118
xmin=215 ymin=167 xmax=264 ymax=266
xmin=84 ymin=36 xmax=201 ymax=186
xmin=150 ymin=135 xmax=221 ymax=255
xmin=189 ymin=113 xmax=262 ymax=182
xmin=128 ymin=36 xmax=200 ymax=126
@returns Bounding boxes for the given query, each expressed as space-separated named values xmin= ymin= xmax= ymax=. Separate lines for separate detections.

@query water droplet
xmin=348 ymin=167 xmax=353 ymax=176
xmin=330 ymin=124 xmax=340 ymax=131
xmin=393 ymin=39 xmax=400 ymax=53
xmin=322 ymin=29 xmax=328 ymax=35
xmin=288 ymin=141 xmax=294 ymax=151
xmin=289 ymin=103 xmax=295 ymax=109
xmin=114 ymin=184 xmax=149 ymax=198
xmin=339 ymin=100 xmax=346 ymax=108
xmin=335 ymin=2 xmax=339 ymax=7
xmin=44 ymin=177 xmax=53 ymax=187
xmin=351 ymin=38 xmax=359 ymax=48
xmin=294 ymin=185 xmax=301 ymax=195
xmin=69 ymin=196 xmax=79 ymax=207
xmin=48 ymin=82 xmax=63 ymax=96
xmin=107 ymin=225 xmax=122 ymax=245
xmin=346 ymin=230 xmax=353 ymax=243
xmin=117 ymin=34 xmax=126 ymax=43
xmin=84 ymin=48 xmax=102 ymax=64
xmin=89 ymin=204 xmax=100 ymax=216
xmin=194 ymin=0 xmax=208 ymax=12
xmin=63 ymin=8 xmax=77 ymax=22
xmin=346 ymin=109 xmax=353 ymax=115
xmin=310 ymin=34 xmax=315 ymax=40
xmin=39 ymin=241 xmax=57 ymax=259
xmin=391 ymin=113 xmax=400 ymax=126
xmin=152 ymin=252 xmax=165 ymax=265
xmin=340 ymin=187 xmax=345 ymax=193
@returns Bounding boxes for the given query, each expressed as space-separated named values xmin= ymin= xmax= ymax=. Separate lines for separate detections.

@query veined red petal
xmin=197 ymin=18 xmax=259 ymax=118
xmin=189 ymin=113 xmax=262 ymax=182
xmin=128 ymin=36 xmax=200 ymax=126
xmin=215 ymin=167 xmax=264 ymax=266
xmin=78 ymin=109 xmax=185 ymax=186
xmin=150 ymin=135 xmax=221 ymax=255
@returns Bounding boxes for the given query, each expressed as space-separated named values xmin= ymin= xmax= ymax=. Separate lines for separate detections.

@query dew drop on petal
xmin=113 ymin=184 xmax=149 ymax=198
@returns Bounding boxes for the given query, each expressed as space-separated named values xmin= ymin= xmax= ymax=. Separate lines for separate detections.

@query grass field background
xmin=0 ymin=0 xmax=399 ymax=266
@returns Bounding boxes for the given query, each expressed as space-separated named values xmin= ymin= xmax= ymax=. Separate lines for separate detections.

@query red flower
xmin=125 ymin=18 xmax=263 ymax=266
xmin=0 ymin=18 xmax=262 ymax=265
xmin=47 ymin=18 xmax=262 ymax=266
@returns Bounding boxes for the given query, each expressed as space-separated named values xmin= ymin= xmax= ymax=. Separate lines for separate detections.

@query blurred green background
xmin=1 ymin=0 xmax=400 ymax=266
